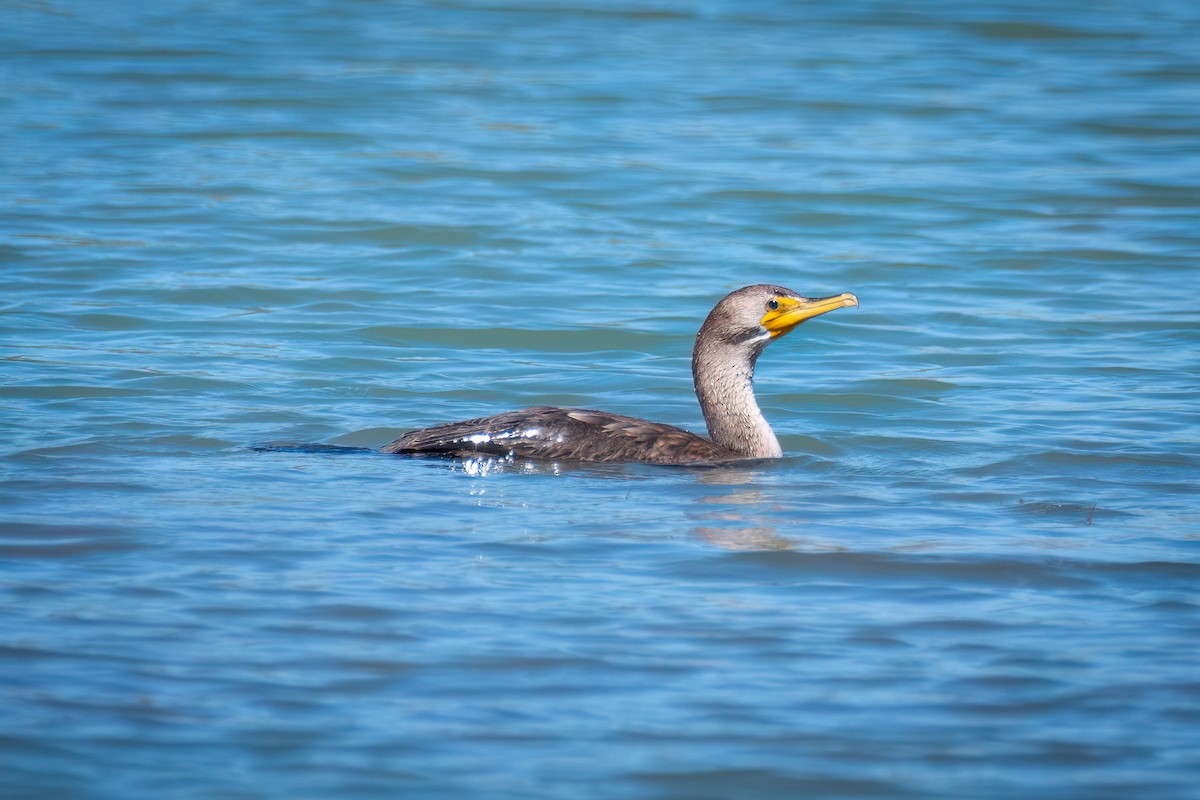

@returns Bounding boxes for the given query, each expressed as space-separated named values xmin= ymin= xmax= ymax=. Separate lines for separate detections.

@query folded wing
xmin=381 ymin=406 xmax=734 ymax=464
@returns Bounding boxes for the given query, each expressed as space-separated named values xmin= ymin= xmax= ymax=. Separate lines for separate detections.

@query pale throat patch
xmin=749 ymin=329 xmax=773 ymax=344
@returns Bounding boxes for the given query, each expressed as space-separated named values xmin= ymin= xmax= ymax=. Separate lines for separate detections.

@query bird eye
xmin=766 ymin=298 xmax=780 ymax=311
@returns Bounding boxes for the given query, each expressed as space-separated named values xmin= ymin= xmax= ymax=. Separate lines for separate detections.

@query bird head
xmin=699 ymin=284 xmax=859 ymax=348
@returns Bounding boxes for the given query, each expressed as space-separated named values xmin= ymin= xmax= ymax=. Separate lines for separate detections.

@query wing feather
xmin=381 ymin=406 xmax=734 ymax=464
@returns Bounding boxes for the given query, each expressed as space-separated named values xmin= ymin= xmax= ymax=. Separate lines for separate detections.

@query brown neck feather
xmin=691 ymin=333 xmax=781 ymax=459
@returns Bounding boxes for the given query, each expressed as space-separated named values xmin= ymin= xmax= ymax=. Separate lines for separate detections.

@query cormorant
xmin=382 ymin=284 xmax=858 ymax=464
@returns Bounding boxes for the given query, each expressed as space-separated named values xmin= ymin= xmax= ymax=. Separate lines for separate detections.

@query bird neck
xmin=691 ymin=336 xmax=782 ymax=459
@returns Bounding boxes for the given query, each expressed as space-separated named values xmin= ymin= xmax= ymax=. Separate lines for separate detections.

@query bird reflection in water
xmin=688 ymin=467 xmax=851 ymax=552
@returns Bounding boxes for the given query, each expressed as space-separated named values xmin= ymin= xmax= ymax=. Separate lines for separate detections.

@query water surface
xmin=2 ymin=1 xmax=1199 ymax=798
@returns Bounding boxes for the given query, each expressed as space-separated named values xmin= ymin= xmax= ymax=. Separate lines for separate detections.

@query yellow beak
xmin=760 ymin=293 xmax=858 ymax=338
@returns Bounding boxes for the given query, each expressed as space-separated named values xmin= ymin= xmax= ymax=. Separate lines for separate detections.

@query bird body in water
xmin=382 ymin=284 xmax=858 ymax=464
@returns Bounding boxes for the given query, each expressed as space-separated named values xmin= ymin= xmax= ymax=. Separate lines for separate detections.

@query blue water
xmin=3 ymin=1 xmax=1199 ymax=798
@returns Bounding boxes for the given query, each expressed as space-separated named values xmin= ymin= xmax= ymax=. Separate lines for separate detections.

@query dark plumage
xmin=385 ymin=406 xmax=732 ymax=464
xmin=381 ymin=284 xmax=858 ymax=464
